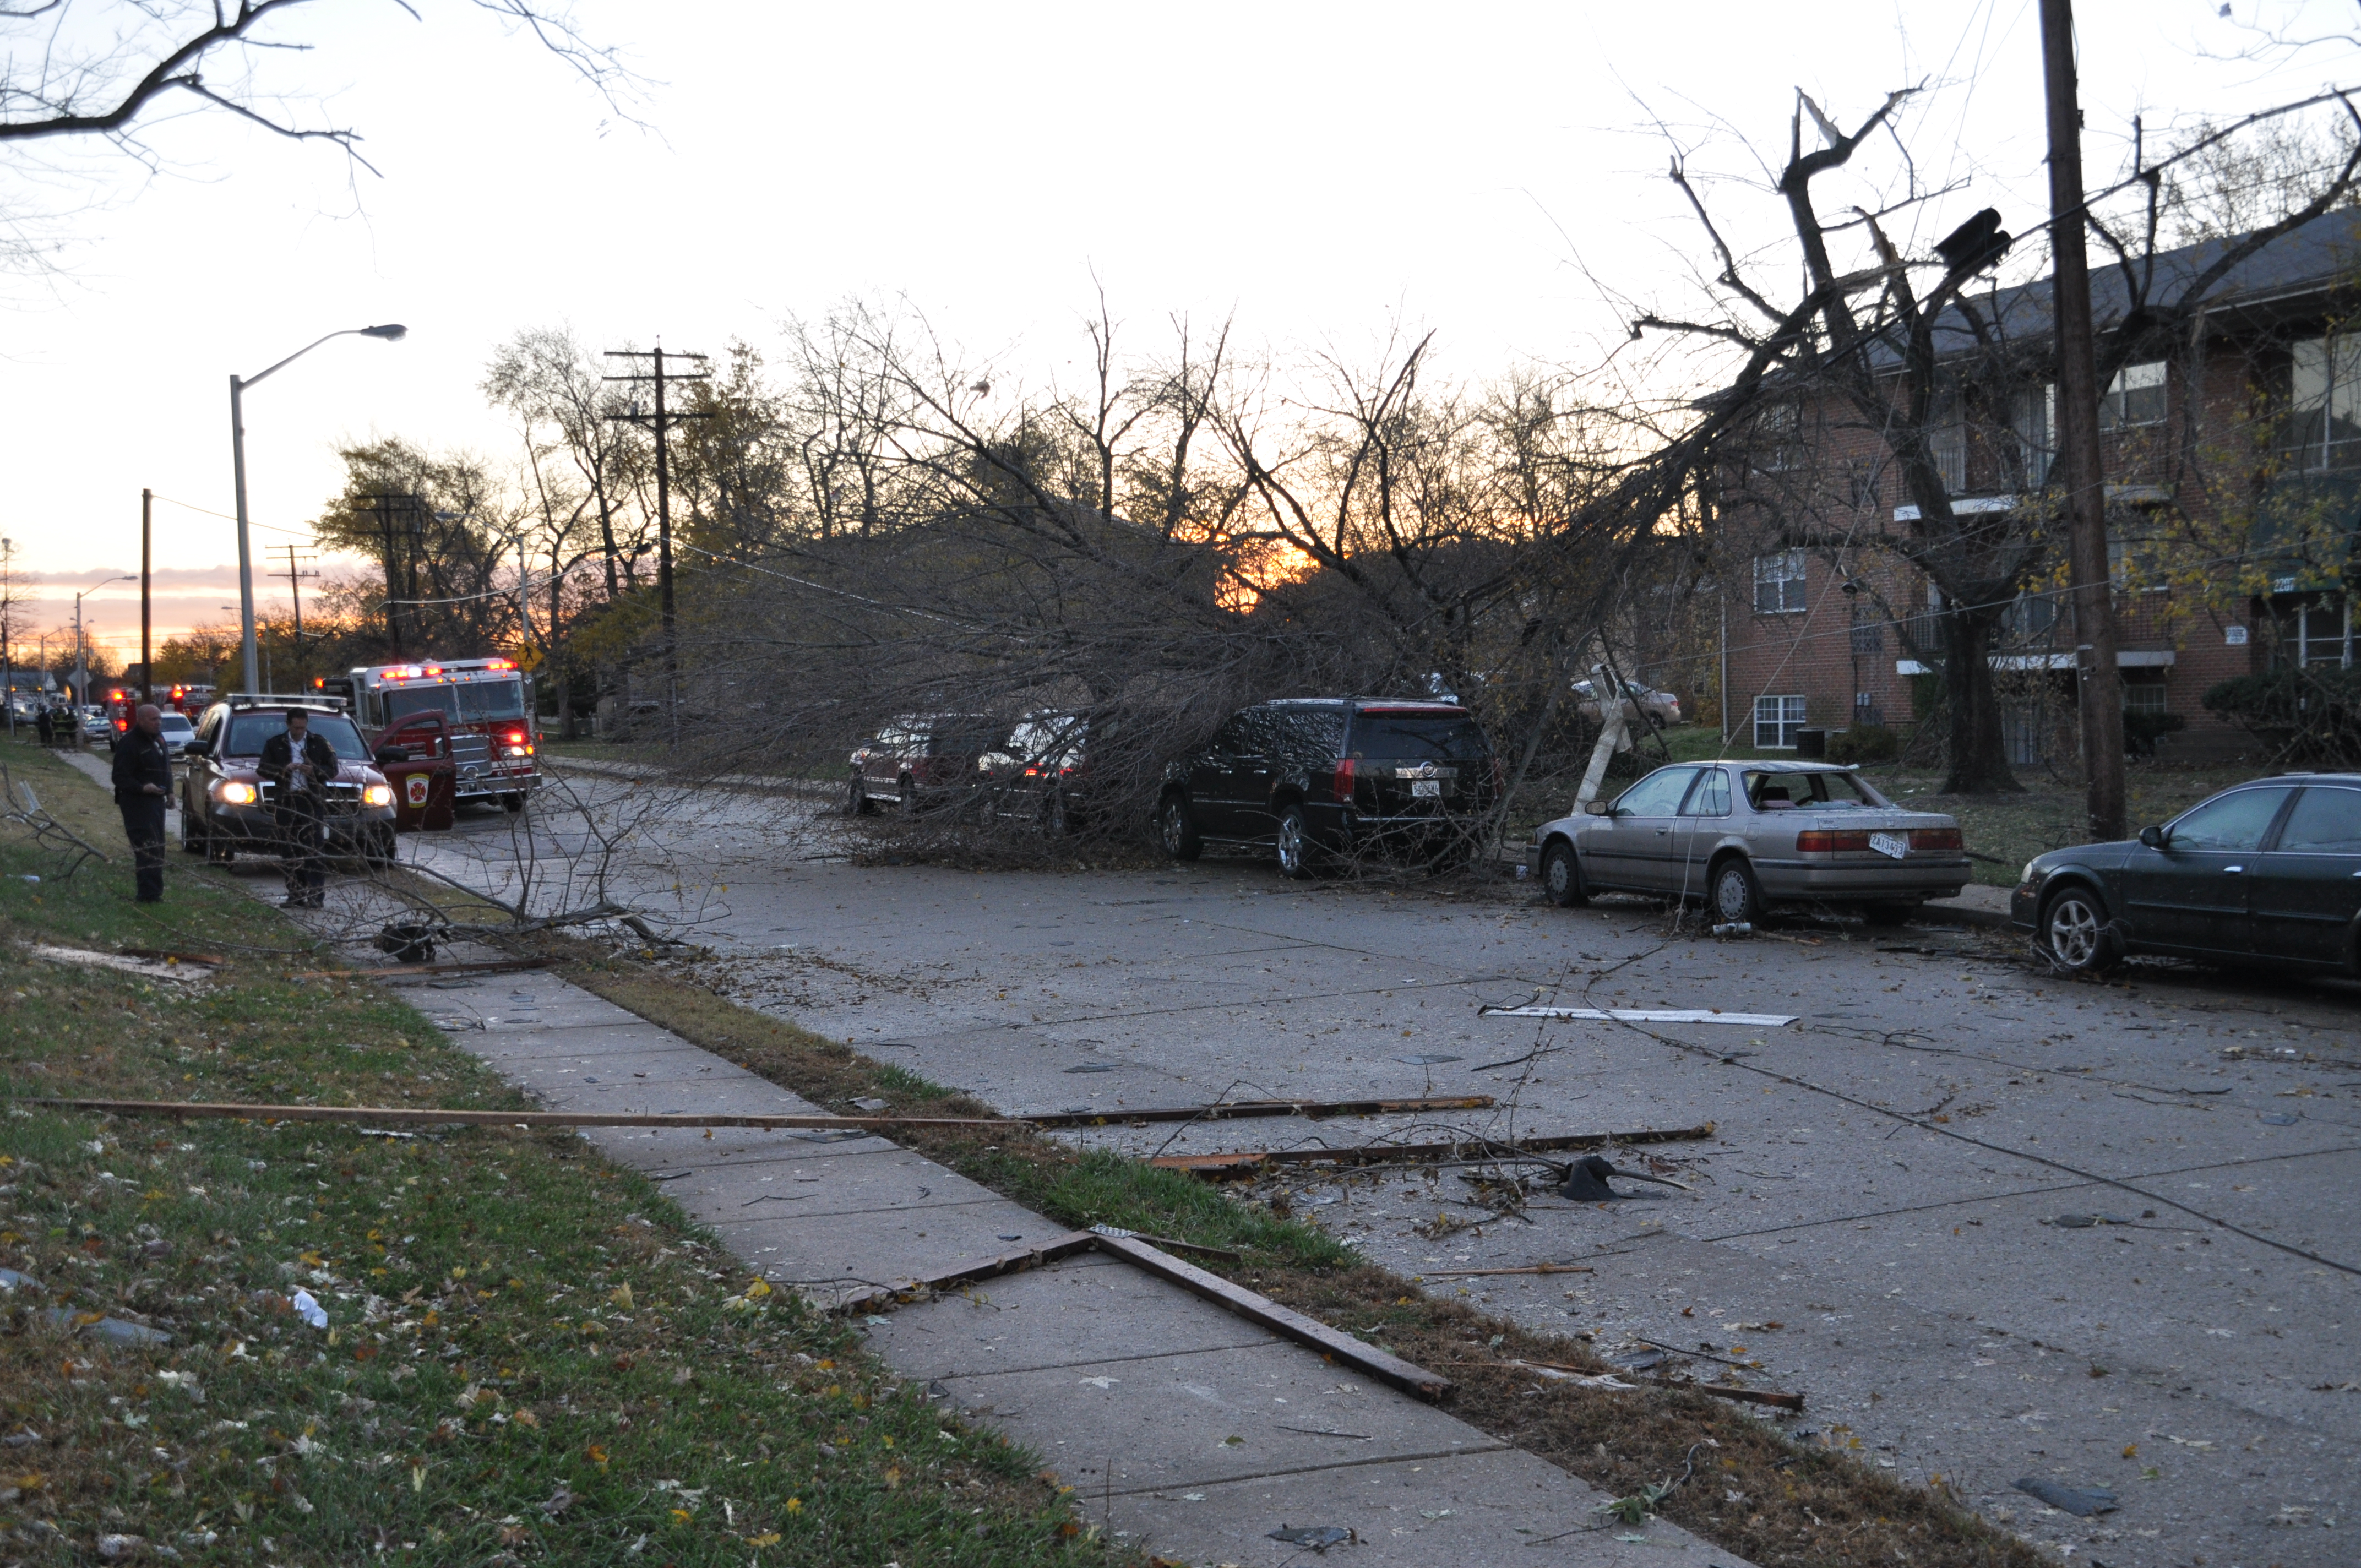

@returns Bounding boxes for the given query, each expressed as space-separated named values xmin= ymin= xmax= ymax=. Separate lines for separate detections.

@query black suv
xmin=1158 ymin=699 xmax=1499 ymax=877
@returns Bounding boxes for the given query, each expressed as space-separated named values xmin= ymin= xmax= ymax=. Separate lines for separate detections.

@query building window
xmin=1754 ymin=694 xmax=1807 ymax=749
xmin=1847 ymin=460 xmax=1880 ymax=509
xmin=2121 ymin=676 xmax=2169 ymax=716
xmin=1753 ymin=549 xmax=1808 ymax=614
xmin=2001 ymin=591 xmax=2059 ymax=640
xmin=1928 ymin=422 xmax=1967 ymax=494
xmin=2013 ymin=383 xmax=2055 ymax=486
xmin=2291 ymin=336 xmax=2361 ymax=471
xmin=1752 ymin=401 xmax=1800 ymax=472
xmin=1850 ymin=619 xmax=1885 ymax=654
xmin=2099 ymin=360 xmax=2168 ymax=431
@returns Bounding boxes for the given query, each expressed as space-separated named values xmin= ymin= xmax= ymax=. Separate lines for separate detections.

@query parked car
xmin=977 ymin=710 xmax=1099 ymax=832
xmin=155 ymin=711 xmax=197 ymax=758
xmin=2015 ymin=772 xmax=2361 ymax=974
xmin=1530 ymin=759 xmax=1968 ymax=925
xmin=1573 ymin=679 xmax=1683 ymax=727
xmin=1158 ymin=698 xmax=1500 ymax=879
xmin=78 ymin=706 xmax=113 ymax=743
xmin=178 ymin=699 xmax=398 ymax=864
xmin=847 ymin=713 xmax=1000 ymax=815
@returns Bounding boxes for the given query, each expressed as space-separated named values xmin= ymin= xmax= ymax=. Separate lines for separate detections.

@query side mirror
xmin=2137 ymin=824 xmax=2165 ymax=849
xmin=184 ymin=738 xmax=211 ymax=758
xmin=374 ymin=746 xmax=409 ymax=766
xmin=1582 ymin=798 xmax=1610 ymax=816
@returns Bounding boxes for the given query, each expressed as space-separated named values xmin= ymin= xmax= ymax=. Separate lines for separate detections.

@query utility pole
xmin=274 ymin=543 xmax=320 ymax=688
xmin=2042 ymin=0 xmax=2128 ymax=841
xmin=140 ymin=489 xmax=153 ymax=703
xmin=0 ymin=535 xmax=14 ymax=735
xmin=604 ymin=344 xmax=712 ymax=745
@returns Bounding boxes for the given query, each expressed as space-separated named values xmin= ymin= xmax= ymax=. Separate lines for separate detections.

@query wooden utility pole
xmin=2041 ymin=0 xmax=2128 ymax=840
xmin=274 ymin=543 xmax=319 ymax=688
xmin=604 ymin=344 xmax=712 ymax=745
xmin=140 ymin=488 xmax=153 ymax=704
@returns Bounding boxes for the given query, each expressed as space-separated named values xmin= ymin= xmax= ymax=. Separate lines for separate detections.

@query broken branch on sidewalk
xmin=1147 ymin=1123 xmax=1716 ymax=1179
xmin=1021 ymin=1093 xmax=1493 ymax=1127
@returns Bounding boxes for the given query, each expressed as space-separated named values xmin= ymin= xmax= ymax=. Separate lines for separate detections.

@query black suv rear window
xmin=1347 ymin=710 xmax=1489 ymax=761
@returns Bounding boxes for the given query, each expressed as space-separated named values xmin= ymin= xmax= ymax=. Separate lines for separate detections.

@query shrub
xmin=2202 ymin=667 xmax=2361 ymax=763
xmin=1827 ymin=723 xmax=1900 ymax=764
xmin=2121 ymin=710 xmax=2187 ymax=756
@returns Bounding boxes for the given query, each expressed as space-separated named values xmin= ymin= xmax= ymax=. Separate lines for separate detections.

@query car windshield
xmin=457 ymin=678 xmax=526 ymax=723
xmin=1348 ymin=710 xmax=1489 ymax=761
xmin=384 ymin=686 xmax=457 ymax=724
xmin=157 ymin=716 xmax=194 ymax=735
xmin=1744 ymin=770 xmax=1887 ymax=809
xmin=225 ymin=712 xmax=369 ymax=760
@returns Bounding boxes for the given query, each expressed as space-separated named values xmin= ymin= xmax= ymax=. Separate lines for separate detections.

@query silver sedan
xmin=1528 ymin=759 xmax=1970 ymax=925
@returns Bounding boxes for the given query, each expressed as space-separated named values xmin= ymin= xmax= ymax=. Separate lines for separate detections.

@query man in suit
xmin=110 ymin=704 xmax=172 ymax=903
xmin=259 ymin=708 xmax=340 ymax=908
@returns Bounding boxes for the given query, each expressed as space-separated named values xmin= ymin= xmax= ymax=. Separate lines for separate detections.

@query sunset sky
xmin=4 ymin=0 xmax=2351 ymax=665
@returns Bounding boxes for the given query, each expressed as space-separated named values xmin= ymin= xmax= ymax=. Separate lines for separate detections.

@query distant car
xmin=847 ymin=714 xmax=1000 ymax=815
xmin=1573 ymin=679 xmax=1683 ymax=727
xmin=2014 ymin=773 xmax=2361 ymax=974
xmin=155 ymin=712 xmax=197 ymax=758
xmin=178 ymin=699 xmax=398 ymax=864
xmin=1158 ymin=698 xmax=1500 ymax=878
xmin=1530 ymin=759 xmax=1968 ymax=925
xmin=78 ymin=707 xmax=113 ymax=743
xmin=977 ymin=711 xmax=1099 ymax=833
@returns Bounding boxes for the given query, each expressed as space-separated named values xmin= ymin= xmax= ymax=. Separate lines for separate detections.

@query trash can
xmin=1794 ymin=727 xmax=1827 ymax=759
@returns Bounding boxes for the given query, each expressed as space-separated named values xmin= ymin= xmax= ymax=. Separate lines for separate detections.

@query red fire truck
xmin=317 ymin=658 xmax=541 ymax=810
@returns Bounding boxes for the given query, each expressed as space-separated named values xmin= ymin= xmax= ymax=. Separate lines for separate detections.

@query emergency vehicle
xmin=317 ymin=658 xmax=540 ymax=809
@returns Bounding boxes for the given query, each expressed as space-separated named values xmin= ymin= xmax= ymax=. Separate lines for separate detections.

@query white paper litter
xmin=291 ymin=1289 xmax=328 ymax=1330
xmin=1480 ymin=1006 xmax=1796 ymax=1027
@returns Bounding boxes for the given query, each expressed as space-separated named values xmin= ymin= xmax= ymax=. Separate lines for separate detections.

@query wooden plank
xmin=26 ymin=1097 xmax=1016 ymax=1132
xmin=1090 ymin=1232 xmax=1454 ymax=1402
xmin=1147 ymin=1123 xmax=1716 ymax=1178
xmin=1650 ymin=1376 xmax=1806 ymax=1413
xmin=1020 ymin=1094 xmax=1493 ymax=1128
xmin=830 ymin=1232 xmax=1097 ymax=1314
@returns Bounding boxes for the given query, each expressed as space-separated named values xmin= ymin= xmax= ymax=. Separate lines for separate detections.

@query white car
xmin=1572 ymin=680 xmax=1683 ymax=727
xmin=156 ymin=711 xmax=197 ymax=757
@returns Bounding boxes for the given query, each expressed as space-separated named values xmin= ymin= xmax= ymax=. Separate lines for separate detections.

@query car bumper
xmin=2010 ymin=883 xmax=2041 ymax=930
xmin=454 ymin=766 xmax=539 ymax=799
xmin=1753 ymin=856 xmax=1972 ymax=901
xmin=204 ymin=803 xmax=396 ymax=847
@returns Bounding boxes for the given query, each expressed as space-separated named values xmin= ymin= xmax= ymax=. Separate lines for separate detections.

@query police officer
xmin=260 ymin=707 xmax=339 ymax=909
xmin=35 ymin=703 xmax=55 ymax=747
xmin=111 ymin=703 xmax=172 ymax=903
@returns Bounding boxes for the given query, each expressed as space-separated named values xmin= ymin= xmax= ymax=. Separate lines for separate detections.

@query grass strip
xmin=0 ymin=739 xmax=1106 ymax=1566
xmin=537 ymin=937 xmax=2046 ymax=1568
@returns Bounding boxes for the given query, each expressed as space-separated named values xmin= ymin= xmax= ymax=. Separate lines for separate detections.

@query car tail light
xmin=1796 ymin=830 xmax=1871 ymax=852
xmin=1912 ymin=827 xmax=1962 ymax=850
xmin=1332 ymin=757 xmax=1357 ymax=803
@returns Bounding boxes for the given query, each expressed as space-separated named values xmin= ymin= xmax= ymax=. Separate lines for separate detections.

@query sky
xmin=4 ymin=0 xmax=2356 ymax=665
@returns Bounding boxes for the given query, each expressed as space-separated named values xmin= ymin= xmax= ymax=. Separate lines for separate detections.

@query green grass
xmin=0 ymin=738 xmax=1100 ymax=1566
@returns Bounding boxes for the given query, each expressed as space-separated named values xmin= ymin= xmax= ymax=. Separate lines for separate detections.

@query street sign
xmin=514 ymin=644 xmax=543 ymax=673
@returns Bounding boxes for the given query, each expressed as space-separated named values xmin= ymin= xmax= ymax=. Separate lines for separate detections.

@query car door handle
xmin=2222 ymin=865 xmax=2243 ymax=874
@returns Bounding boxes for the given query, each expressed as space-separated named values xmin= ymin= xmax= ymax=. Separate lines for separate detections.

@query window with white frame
xmin=2099 ymin=360 xmax=2167 ymax=431
xmin=2291 ymin=336 xmax=2361 ymax=470
xmin=2012 ymin=383 xmax=2055 ymax=486
xmin=1753 ymin=549 xmax=1808 ymax=614
xmin=1754 ymin=694 xmax=1808 ymax=749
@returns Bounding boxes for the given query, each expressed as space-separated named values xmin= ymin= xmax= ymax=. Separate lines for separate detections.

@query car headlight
xmin=215 ymin=780 xmax=259 ymax=805
xmin=363 ymin=783 xmax=395 ymax=808
xmin=2021 ymin=859 xmax=2046 ymax=886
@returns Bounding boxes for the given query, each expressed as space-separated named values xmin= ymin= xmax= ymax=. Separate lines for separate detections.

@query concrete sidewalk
xmin=402 ymin=958 xmax=1753 ymax=1567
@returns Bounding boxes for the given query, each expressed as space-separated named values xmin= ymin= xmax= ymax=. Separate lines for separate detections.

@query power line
xmin=604 ymin=344 xmax=714 ymax=745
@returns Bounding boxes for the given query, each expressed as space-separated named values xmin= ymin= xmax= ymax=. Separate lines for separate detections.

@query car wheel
xmin=1710 ymin=857 xmax=1763 ymax=925
xmin=1159 ymin=793 xmax=1202 ymax=861
xmin=366 ymin=825 xmax=397 ymax=868
xmin=846 ymin=774 xmax=871 ymax=817
xmin=1276 ymin=805 xmax=1318 ymax=880
xmin=1541 ymin=838 xmax=1587 ymax=908
xmin=2041 ymin=884 xmax=2121 ymax=974
xmin=179 ymin=803 xmax=205 ymax=856
xmin=205 ymin=824 xmax=235 ymax=866
xmin=1860 ymin=901 xmax=1920 ymax=928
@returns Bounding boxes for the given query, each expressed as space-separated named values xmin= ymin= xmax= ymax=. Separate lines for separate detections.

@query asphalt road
xmin=405 ymin=772 xmax=2361 ymax=1567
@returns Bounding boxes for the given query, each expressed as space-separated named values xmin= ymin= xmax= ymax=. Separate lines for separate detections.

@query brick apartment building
xmin=1716 ymin=209 xmax=2361 ymax=767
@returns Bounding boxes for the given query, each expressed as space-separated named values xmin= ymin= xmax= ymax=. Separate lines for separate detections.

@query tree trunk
xmin=1940 ymin=603 xmax=2021 ymax=793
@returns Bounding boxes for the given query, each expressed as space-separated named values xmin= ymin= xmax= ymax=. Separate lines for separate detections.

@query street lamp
xmin=230 ymin=323 xmax=407 ymax=694
xmin=73 ymin=574 xmax=136 ymax=707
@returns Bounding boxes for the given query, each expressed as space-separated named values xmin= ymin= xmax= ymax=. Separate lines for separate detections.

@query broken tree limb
xmin=1021 ymin=1093 xmax=1493 ymax=1128
xmin=1086 ymin=1222 xmax=1243 ymax=1261
xmin=1416 ymin=1263 xmax=1597 ymax=1278
xmin=1649 ymin=1376 xmax=1806 ymax=1413
xmin=1148 ymin=1123 xmax=1716 ymax=1178
xmin=19 ymin=1098 xmax=1019 ymax=1132
xmin=1089 ymin=1231 xmax=1454 ymax=1401
xmin=297 ymin=957 xmax=552 ymax=981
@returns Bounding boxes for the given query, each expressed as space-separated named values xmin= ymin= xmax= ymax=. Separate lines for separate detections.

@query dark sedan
xmin=2014 ymin=773 xmax=2361 ymax=974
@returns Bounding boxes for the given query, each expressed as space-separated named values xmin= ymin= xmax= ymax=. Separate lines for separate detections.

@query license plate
xmin=1870 ymin=831 xmax=1910 ymax=860
xmin=1411 ymin=780 xmax=1442 ymax=798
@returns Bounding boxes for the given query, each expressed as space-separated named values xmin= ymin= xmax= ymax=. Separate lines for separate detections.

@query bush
xmin=2202 ymin=667 xmax=2361 ymax=763
xmin=1827 ymin=723 xmax=1900 ymax=764
xmin=2121 ymin=710 xmax=2187 ymax=756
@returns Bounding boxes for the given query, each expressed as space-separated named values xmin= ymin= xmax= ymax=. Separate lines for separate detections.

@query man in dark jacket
xmin=259 ymin=708 xmax=340 ymax=908
xmin=111 ymin=703 xmax=172 ymax=903
xmin=35 ymin=704 xmax=55 ymax=747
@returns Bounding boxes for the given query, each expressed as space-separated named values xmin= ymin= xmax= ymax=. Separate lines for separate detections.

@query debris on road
xmin=1023 ymin=1092 xmax=1495 ymax=1127
xmin=29 ymin=945 xmax=211 ymax=983
xmin=1480 ymin=1004 xmax=1796 ymax=1026
xmin=2011 ymin=1477 xmax=2118 ymax=1516
xmin=1417 ymin=1262 xmax=1597 ymax=1278
xmin=1148 ymin=1123 xmax=1715 ymax=1179
xmin=1710 ymin=922 xmax=1753 ymax=938
xmin=1267 ymin=1524 xmax=1352 ymax=1550
xmin=1650 ymin=1376 xmax=1805 ymax=1412
xmin=2046 ymin=1212 xmax=2137 ymax=1228
xmin=1558 ymin=1154 xmax=1693 ymax=1202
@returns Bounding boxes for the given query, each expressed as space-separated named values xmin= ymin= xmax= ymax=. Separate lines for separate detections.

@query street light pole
xmin=229 ymin=323 xmax=407 ymax=694
xmin=73 ymin=575 xmax=135 ymax=707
